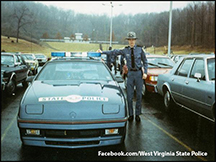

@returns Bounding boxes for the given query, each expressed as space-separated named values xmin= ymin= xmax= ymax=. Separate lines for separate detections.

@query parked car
xmin=123 ymin=54 xmax=175 ymax=96
xmin=171 ymin=54 xmax=187 ymax=63
xmin=34 ymin=53 xmax=48 ymax=66
xmin=21 ymin=53 xmax=39 ymax=75
xmin=142 ymin=54 xmax=175 ymax=95
xmin=17 ymin=51 xmax=127 ymax=149
xmin=1 ymin=52 xmax=30 ymax=95
xmin=157 ymin=54 xmax=215 ymax=122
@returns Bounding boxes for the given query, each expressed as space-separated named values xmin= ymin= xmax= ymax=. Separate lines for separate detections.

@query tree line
xmin=1 ymin=1 xmax=215 ymax=48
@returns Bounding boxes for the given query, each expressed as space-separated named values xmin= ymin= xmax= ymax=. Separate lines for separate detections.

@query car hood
xmin=25 ymin=60 xmax=35 ymax=63
xmin=148 ymin=68 xmax=172 ymax=75
xmin=19 ymin=80 xmax=126 ymax=121
xmin=1 ymin=64 xmax=16 ymax=73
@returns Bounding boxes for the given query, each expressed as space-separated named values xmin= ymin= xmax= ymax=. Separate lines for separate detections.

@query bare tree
xmin=11 ymin=5 xmax=35 ymax=43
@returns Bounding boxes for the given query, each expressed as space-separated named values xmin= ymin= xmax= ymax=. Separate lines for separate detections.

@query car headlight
xmin=149 ymin=76 xmax=158 ymax=81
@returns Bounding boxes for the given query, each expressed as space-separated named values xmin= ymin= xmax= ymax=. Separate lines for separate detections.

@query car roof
xmin=21 ymin=53 xmax=35 ymax=55
xmin=34 ymin=53 xmax=45 ymax=55
xmin=184 ymin=54 xmax=215 ymax=59
xmin=146 ymin=54 xmax=170 ymax=58
xmin=50 ymin=57 xmax=103 ymax=63
xmin=1 ymin=52 xmax=21 ymax=56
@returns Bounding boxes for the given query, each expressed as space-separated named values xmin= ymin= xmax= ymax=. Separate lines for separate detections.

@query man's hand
xmin=97 ymin=49 xmax=102 ymax=53
xmin=142 ymin=73 xmax=147 ymax=80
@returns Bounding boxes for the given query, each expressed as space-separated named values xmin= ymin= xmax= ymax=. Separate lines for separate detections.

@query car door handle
xmin=171 ymin=78 xmax=174 ymax=81
xmin=185 ymin=80 xmax=189 ymax=84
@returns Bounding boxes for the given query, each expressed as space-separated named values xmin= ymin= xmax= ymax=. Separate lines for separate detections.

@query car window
xmin=15 ymin=55 xmax=20 ymax=63
xmin=1 ymin=55 xmax=14 ymax=65
xmin=35 ymin=54 xmax=46 ymax=58
xmin=17 ymin=55 xmax=25 ymax=65
xmin=207 ymin=58 xmax=215 ymax=80
xmin=22 ymin=54 xmax=34 ymax=60
xmin=175 ymin=58 xmax=193 ymax=77
xmin=190 ymin=59 xmax=205 ymax=80
xmin=147 ymin=57 xmax=174 ymax=68
xmin=36 ymin=61 xmax=113 ymax=81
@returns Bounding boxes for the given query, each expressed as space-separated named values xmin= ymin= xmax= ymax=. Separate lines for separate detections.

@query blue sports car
xmin=17 ymin=52 xmax=128 ymax=149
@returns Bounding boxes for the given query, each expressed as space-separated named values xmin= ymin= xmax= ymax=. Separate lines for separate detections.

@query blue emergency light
xmin=51 ymin=52 xmax=101 ymax=58
xmin=51 ymin=52 xmax=66 ymax=57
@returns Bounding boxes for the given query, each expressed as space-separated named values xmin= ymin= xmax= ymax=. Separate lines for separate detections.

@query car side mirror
xmin=115 ymin=76 xmax=124 ymax=83
xmin=14 ymin=62 xmax=21 ymax=66
xmin=26 ymin=76 xmax=35 ymax=83
xmin=194 ymin=73 xmax=201 ymax=82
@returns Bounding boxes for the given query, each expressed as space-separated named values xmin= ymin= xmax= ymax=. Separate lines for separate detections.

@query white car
xmin=34 ymin=53 xmax=48 ymax=66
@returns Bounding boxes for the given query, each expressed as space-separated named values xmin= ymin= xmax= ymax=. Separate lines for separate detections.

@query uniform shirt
xmin=102 ymin=44 xmax=148 ymax=74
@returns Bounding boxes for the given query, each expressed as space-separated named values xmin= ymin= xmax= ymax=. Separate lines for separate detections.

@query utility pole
xmin=168 ymin=1 xmax=173 ymax=57
xmin=102 ymin=2 xmax=122 ymax=50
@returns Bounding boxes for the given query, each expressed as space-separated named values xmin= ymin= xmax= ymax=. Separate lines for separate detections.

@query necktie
xmin=131 ymin=48 xmax=135 ymax=68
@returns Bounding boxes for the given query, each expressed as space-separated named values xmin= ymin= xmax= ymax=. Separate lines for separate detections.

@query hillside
xmin=1 ymin=36 xmax=214 ymax=58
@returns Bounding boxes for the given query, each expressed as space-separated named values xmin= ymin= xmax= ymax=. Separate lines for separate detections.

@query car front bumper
xmin=17 ymin=118 xmax=127 ymax=149
xmin=146 ymin=83 xmax=158 ymax=93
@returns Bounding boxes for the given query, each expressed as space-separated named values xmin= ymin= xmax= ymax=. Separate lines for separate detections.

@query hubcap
xmin=164 ymin=91 xmax=170 ymax=108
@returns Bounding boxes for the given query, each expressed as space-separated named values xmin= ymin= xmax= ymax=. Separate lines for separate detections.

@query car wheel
xmin=22 ymin=79 xmax=28 ymax=88
xmin=142 ymin=83 xmax=148 ymax=96
xmin=33 ymin=69 xmax=38 ymax=75
xmin=164 ymin=90 xmax=174 ymax=112
xmin=6 ymin=79 xmax=16 ymax=96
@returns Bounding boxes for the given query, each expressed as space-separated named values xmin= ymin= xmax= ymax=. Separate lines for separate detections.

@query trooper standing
xmin=97 ymin=31 xmax=148 ymax=122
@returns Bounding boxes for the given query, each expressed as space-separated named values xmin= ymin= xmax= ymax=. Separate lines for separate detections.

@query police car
xmin=17 ymin=51 xmax=128 ymax=149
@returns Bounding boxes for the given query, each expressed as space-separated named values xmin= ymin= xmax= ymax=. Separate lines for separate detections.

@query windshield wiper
xmin=148 ymin=63 xmax=161 ymax=68
xmin=157 ymin=62 xmax=173 ymax=67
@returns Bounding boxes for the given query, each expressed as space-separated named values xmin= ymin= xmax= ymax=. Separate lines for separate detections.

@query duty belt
xmin=129 ymin=67 xmax=141 ymax=71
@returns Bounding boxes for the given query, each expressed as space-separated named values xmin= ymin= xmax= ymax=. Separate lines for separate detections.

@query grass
xmin=1 ymin=36 xmax=214 ymax=58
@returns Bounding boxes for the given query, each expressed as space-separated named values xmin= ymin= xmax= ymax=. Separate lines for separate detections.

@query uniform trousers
xmin=126 ymin=70 xmax=143 ymax=116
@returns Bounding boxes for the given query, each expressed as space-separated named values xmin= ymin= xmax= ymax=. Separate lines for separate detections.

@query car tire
xmin=22 ymin=79 xmax=28 ymax=88
xmin=142 ymin=82 xmax=148 ymax=96
xmin=6 ymin=79 xmax=16 ymax=96
xmin=163 ymin=89 xmax=174 ymax=112
xmin=33 ymin=69 xmax=37 ymax=75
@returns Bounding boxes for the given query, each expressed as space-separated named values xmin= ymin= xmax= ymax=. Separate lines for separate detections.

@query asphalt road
xmin=1 ymin=68 xmax=215 ymax=161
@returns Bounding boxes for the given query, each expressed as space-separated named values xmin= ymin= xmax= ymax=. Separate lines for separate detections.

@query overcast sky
xmin=35 ymin=1 xmax=193 ymax=16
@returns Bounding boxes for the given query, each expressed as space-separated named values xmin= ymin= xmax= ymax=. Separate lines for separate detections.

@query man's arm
xmin=97 ymin=49 xmax=124 ymax=56
xmin=141 ymin=48 xmax=148 ymax=79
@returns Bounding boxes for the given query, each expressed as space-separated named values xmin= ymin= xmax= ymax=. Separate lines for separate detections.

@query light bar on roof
xmin=51 ymin=52 xmax=65 ymax=57
xmin=51 ymin=52 xmax=101 ymax=57
xmin=87 ymin=52 xmax=101 ymax=57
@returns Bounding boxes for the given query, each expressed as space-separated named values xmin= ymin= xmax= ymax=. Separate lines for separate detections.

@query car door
xmin=15 ymin=55 xmax=28 ymax=82
xmin=182 ymin=58 xmax=214 ymax=119
xmin=169 ymin=58 xmax=194 ymax=104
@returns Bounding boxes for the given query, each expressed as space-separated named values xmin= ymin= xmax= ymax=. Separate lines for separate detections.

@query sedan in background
xmin=1 ymin=52 xmax=30 ymax=95
xmin=21 ymin=53 xmax=39 ymax=75
xmin=171 ymin=54 xmax=187 ymax=63
xmin=142 ymin=54 xmax=175 ymax=95
xmin=157 ymin=54 xmax=215 ymax=122
xmin=34 ymin=53 xmax=48 ymax=66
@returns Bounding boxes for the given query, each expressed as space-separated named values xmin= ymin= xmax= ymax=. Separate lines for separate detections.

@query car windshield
xmin=35 ymin=55 xmax=46 ymax=58
xmin=22 ymin=54 xmax=34 ymax=60
xmin=148 ymin=57 xmax=174 ymax=68
xmin=1 ymin=55 xmax=14 ymax=65
xmin=36 ymin=61 xmax=113 ymax=81
xmin=207 ymin=58 xmax=215 ymax=80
